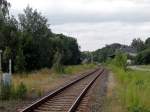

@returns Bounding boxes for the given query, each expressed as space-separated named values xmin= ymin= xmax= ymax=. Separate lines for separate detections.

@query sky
xmin=8 ymin=0 xmax=150 ymax=51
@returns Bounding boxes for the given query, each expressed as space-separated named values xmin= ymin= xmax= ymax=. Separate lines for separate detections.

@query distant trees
xmin=81 ymin=51 xmax=93 ymax=63
xmin=145 ymin=37 xmax=150 ymax=48
xmin=90 ymin=43 xmax=121 ymax=63
xmin=0 ymin=0 xmax=10 ymax=27
xmin=87 ymin=37 xmax=150 ymax=65
xmin=0 ymin=2 xmax=81 ymax=73
xmin=131 ymin=38 xmax=145 ymax=52
xmin=135 ymin=49 xmax=150 ymax=65
xmin=133 ymin=38 xmax=150 ymax=65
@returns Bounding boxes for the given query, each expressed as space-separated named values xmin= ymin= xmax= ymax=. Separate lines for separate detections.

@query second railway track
xmin=20 ymin=68 xmax=105 ymax=112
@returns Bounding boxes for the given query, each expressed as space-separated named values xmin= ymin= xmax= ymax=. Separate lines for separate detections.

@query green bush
xmin=113 ymin=51 xmax=127 ymax=71
xmin=135 ymin=48 xmax=150 ymax=65
xmin=53 ymin=51 xmax=65 ymax=74
xmin=15 ymin=82 xmax=27 ymax=99
xmin=0 ymin=82 xmax=27 ymax=100
xmin=0 ymin=83 xmax=13 ymax=100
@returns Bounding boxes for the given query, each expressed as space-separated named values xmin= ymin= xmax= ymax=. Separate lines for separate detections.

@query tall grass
xmin=0 ymin=82 xmax=27 ymax=100
xmin=64 ymin=64 xmax=96 ymax=74
xmin=109 ymin=65 xmax=150 ymax=112
xmin=12 ymin=64 xmax=97 ymax=98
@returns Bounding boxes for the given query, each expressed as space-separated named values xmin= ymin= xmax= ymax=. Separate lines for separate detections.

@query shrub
xmin=135 ymin=48 xmax=150 ymax=65
xmin=0 ymin=83 xmax=12 ymax=100
xmin=52 ymin=51 xmax=65 ymax=74
xmin=113 ymin=51 xmax=127 ymax=71
xmin=15 ymin=82 xmax=27 ymax=99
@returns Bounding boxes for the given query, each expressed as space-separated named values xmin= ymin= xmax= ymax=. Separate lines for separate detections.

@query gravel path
xmin=87 ymin=69 xmax=109 ymax=112
xmin=128 ymin=65 xmax=150 ymax=71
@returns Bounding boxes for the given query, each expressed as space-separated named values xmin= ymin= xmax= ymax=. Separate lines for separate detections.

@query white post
xmin=9 ymin=59 xmax=12 ymax=76
xmin=91 ymin=53 xmax=93 ymax=63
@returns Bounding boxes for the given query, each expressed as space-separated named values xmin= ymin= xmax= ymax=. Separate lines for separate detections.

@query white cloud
xmin=7 ymin=0 xmax=150 ymax=51
xmin=52 ymin=22 xmax=150 ymax=51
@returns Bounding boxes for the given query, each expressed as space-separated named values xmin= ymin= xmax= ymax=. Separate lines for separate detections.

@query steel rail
xmin=20 ymin=68 xmax=100 ymax=112
xmin=68 ymin=69 xmax=104 ymax=112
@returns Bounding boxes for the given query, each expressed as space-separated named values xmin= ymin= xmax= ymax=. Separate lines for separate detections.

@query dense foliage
xmin=113 ymin=51 xmax=127 ymax=71
xmin=131 ymin=38 xmax=145 ymax=52
xmin=93 ymin=43 xmax=121 ymax=62
xmin=0 ymin=2 xmax=80 ymax=72
xmin=135 ymin=48 xmax=150 ymax=65
xmin=132 ymin=38 xmax=150 ymax=64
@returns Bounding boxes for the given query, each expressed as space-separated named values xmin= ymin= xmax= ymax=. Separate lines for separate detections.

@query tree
xmin=0 ymin=0 xmax=10 ymax=17
xmin=0 ymin=3 xmax=81 ymax=73
xmin=0 ymin=16 xmax=20 ymax=72
xmin=145 ymin=37 xmax=150 ymax=48
xmin=113 ymin=51 xmax=127 ymax=71
xmin=131 ymin=38 xmax=145 ymax=52
xmin=52 ymin=51 xmax=64 ymax=73
xmin=0 ymin=0 xmax=10 ymax=27
xmin=2 ymin=47 xmax=12 ymax=72
xmin=135 ymin=48 xmax=150 ymax=65
xmin=19 ymin=6 xmax=53 ymax=70
xmin=53 ymin=34 xmax=81 ymax=65
xmin=15 ymin=48 xmax=25 ymax=72
xmin=92 ymin=43 xmax=121 ymax=63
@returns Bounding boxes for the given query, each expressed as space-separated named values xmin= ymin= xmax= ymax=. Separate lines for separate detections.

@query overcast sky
xmin=8 ymin=0 xmax=150 ymax=51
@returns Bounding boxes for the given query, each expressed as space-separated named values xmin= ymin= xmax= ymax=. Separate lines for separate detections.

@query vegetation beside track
xmin=108 ymin=65 xmax=150 ymax=112
xmin=0 ymin=64 xmax=97 ymax=112
xmin=12 ymin=64 xmax=97 ymax=98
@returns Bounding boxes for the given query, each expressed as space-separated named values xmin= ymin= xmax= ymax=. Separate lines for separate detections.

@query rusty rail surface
xmin=20 ymin=68 xmax=104 ymax=112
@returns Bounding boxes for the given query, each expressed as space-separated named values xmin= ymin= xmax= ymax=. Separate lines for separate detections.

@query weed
xmin=108 ymin=65 xmax=150 ymax=112
xmin=15 ymin=82 xmax=27 ymax=99
xmin=0 ymin=83 xmax=12 ymax=100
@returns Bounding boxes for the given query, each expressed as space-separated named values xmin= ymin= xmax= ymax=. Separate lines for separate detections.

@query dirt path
xmin=103 ymin=72 xmax=123 ymax=112
xmin=87 ymin=69 xmax=109 ymax=112
xmin=87 ymin=70 xmax=123 ymax=112
xmin=128 ymin=65 xmax=150 ymax=71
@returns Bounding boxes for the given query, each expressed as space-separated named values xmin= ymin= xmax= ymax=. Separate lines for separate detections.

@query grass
xmin=108 ymin=65 xmax=150 ymax=112
xmin=0 ymin=64 xmax=97 ymax=112
xmin=12 ymin=64 xmax=97 ymax=98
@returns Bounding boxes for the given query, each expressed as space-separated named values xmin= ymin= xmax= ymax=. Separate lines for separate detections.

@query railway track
xmin=20 ymin=68 xmax=104 ymax=112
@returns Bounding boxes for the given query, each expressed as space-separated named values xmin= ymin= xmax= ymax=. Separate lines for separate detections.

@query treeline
xmin=82 ymin=37 xmax=150 ymax=65
xmin=133 ymin=38 xmax=150 ymax=64
xmin=0 ymin=1 xmax=80 ymax=72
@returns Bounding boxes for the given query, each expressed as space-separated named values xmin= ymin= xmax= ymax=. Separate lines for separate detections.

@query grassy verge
xmin=0 ymin=64 xmax=97 ymax=112
xmin=12 ymin=64 xmax=97 ymax=98
xmin=108 ymin=65 xmax=150 ymax=112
